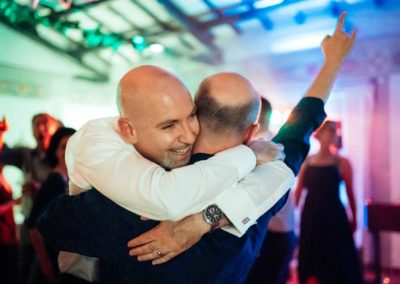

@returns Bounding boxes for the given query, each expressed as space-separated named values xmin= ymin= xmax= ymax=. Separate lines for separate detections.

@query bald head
xmin=117 ymin=65 xmax=191 ymax=121
xmin=116 ymin=65 xmax=199 ymax=169
xmin=195 ymin=72 xmax=261 ymax=136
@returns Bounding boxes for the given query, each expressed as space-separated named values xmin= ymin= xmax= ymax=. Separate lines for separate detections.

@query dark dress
xmin=0 ymin=175 xmax=18 ymax=284
xmin=298 ymin=162 xmax=364 ymax=284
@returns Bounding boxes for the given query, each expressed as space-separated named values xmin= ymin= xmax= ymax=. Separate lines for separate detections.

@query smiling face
xmin=118 ymin=65 xmax=200 ymax=170
xmin=133 ymin=95 xmax=199 ymax=169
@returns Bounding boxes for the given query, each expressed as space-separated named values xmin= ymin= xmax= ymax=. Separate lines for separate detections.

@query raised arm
xmin=305 ymin=12 xmax=356 ymax=103
xmin=273 ymin=11 xmax=356 ymax=175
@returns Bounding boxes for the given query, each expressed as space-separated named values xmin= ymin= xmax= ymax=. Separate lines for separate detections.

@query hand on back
xmin=248 ymin=139 xmax=285 ymax=166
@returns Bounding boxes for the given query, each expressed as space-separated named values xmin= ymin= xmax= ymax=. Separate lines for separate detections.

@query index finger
xmin=335 ymin=11 xmax=346 ymax=33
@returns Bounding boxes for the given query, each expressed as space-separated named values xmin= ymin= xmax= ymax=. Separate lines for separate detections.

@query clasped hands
xmin=127 ymin=213 xmax=209 ymax=265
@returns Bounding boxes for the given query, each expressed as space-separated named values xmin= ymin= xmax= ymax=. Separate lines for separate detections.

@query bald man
xmin=39 ymin=12 xmax=355 ymax=283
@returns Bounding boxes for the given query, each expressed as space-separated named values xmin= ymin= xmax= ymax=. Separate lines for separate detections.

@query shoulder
xmin=66 ymin=116 xmax=130 ymax=161
xmin=304 ymin=155 xmax=316 ymax=165
xmin=78 ymin=117 xmax=119 ymax=138
xmin=338 ymin=156 xmax=352 ymax=174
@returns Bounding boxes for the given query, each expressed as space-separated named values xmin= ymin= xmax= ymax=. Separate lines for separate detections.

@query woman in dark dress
xmin=295 ymin=120 xmax=363 ymax=284
xmin=26 ymin=127 xmax=75 ymax=283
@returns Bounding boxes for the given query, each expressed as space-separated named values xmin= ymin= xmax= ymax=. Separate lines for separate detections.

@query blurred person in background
xmin=0 ymin=114 xmax=61 ymax=284
xmin=26 ymin=127 xmax=76 ymax=284
xmin=295 ymin=120 xmax=363 ymax=284
xmin=0 ymin=117 xmax=20 ymax=284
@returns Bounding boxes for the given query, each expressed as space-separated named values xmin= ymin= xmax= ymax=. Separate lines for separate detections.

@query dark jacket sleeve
xmin=0 ymin=144 xmax=27 ymax=169
xmin=37 ymin=189 xmax=158 ymax=261
xmin=272 ymin=97 xmax=326 ymax=176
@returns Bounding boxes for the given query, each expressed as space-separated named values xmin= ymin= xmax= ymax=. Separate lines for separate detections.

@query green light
xmin=132 ymin=35 xmax=145 ymax=45
xmin=84 ymin=30 xmax=103 ymax=47
xmin=0 ymin=2 xmax=9 ymax=10
xmin=103 ymin=34 xmax=117 ymax=47
xmin=131 ymin=35 xmax=148 ymax=52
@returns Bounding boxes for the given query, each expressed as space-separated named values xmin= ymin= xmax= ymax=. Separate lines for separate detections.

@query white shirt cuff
xmin=216 ymin=186 xmax=258 ymax=237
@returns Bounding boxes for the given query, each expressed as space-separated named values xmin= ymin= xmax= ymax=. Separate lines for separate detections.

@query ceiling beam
xmin=158 ymin=0 xmax=222 ymax=64
xmin=0 ymin=16 xmax=109 ymax=81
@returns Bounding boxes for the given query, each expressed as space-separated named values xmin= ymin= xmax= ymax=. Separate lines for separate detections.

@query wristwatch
xmin=202 ymin=204 xmax=223 ymax=231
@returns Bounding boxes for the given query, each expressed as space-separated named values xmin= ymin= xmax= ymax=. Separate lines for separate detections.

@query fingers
xmin=152 ymin=252 xmax=175 ymax=265
xmin=136 ymin=250 xmax=160 ymax=261
xmin=350 ymin=29 xmax=357 ymax=43
xmin=131 ymin=245 xmax=173 ymax=263
xmin=335 ymin=11 xmax=346 ymax=33
xmin=128 ymin=242 xmax=154 ymax=256
xmin=127 ymin=234 xmax=151 ymax=248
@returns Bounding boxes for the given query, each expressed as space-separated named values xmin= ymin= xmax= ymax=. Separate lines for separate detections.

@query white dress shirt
xmin=66 ymin=117 xmax=295 ymax=236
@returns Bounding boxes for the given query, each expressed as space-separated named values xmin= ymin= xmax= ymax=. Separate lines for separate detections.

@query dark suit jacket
xmin=37 ymin=97 xmax=326 ymax=284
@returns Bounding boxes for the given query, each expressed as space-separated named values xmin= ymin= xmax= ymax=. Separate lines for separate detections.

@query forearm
xmin=347 ymin=189 xmax=357 ymax=221
xmin=304 ymin=61 xmax=341 ymax=103
xmin=29 ymin=229 xmax=53 ymax=269
xmin=72 ymin=143 xmax=255 ymax=221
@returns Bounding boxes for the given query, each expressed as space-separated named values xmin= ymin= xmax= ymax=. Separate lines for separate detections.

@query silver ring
xmin=155 ymin=248 xmax=162 ymax=257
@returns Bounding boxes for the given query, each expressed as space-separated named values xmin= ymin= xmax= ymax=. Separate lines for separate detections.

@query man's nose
xmin=179 ymin=122 xmax=197 ymax=144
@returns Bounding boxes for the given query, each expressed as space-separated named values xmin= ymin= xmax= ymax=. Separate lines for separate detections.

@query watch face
xmin=205 ymin=204 xmax=223 ymax=224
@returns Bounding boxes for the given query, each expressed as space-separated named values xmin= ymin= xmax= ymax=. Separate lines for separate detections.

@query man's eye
xmin=161 ymin=124 xmax=174 ymax=130
xmin=190 ymin=111 xmax=197 ymax=118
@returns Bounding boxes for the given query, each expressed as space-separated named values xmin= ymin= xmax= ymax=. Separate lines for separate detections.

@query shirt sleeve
xmin=215 ymin=161 xmax=295 ymax=237
xmin=66 ymin=118 xmax=256 ymax=221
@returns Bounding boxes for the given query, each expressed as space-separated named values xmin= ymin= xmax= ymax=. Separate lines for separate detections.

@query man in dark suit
xmin=38 ymin=12 xmax=355 ymax=284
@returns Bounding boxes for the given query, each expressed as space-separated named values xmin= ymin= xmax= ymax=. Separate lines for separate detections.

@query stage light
xmin=254 ymin=0 xmax=284 ymax=9
xmin=149 ymin=43 xmax=165 ymax=53
xmin=294 ymin=11 xmax=306 ymax=25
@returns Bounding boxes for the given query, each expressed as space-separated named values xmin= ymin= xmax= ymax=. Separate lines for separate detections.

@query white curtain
xmin=389 ymin=72 xmax=400 ymax=267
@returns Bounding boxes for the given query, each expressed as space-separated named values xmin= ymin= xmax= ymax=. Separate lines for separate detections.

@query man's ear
xmin=118 ymin=117 xmax=138 ymax=144
xmin=243 ymin=123 xmax=259 ymax=145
